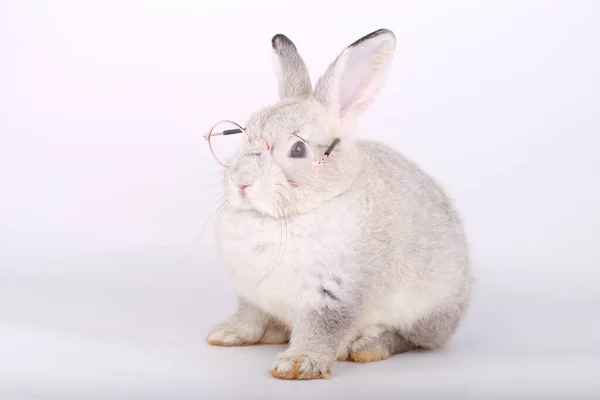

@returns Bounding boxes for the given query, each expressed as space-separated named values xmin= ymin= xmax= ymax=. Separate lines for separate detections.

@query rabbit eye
xmin=289 ymin=141 xmax=307 ymax=158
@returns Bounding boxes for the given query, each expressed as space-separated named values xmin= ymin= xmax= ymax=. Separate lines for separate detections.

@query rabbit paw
xmin=206 ymin=321 xmax=260 ymax=347
xmin=270 ymin=350 xmax=331 ymax=380
xmin=259 ymin=321 xmax=289 ymax=344
xmin=337 ymin=329 xmax=414 ymax=363
xmin=337 ymin=334 xmax=389 ymax=362
xmin=337 ymin=343 xmax=389 ymax=362
xmin=350 ymin=334 xmax=392 ymax=363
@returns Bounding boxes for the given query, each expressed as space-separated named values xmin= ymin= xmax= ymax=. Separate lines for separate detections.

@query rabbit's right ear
xmin=313 ymin=29 xmax=396 ymax=121
xmin=271 ymin=34 xmax=312 ymax=100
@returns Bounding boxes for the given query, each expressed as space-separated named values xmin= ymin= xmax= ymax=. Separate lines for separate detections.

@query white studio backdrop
xmin=1 ymin=1 xmax=599 ymax=399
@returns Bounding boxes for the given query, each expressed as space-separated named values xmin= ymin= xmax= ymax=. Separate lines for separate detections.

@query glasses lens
xmin=272 ymin=134 xmax=315 ymax=185
xmin=207 ymin=121 xmax=247 ymax=167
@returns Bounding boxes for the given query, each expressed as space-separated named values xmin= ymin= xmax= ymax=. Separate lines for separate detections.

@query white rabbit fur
xmin=207 ymin=29 xmax=471 ymax=380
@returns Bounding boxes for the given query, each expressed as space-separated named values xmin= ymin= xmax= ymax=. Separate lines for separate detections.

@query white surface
xmin=1 ymin=251 xmax=599 ymax=399
xmin=1 ymin=1 xmax=599 ymax=399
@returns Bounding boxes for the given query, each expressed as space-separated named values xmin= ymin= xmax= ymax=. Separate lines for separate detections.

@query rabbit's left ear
xmin=271 ymin=34 xmax=312 ymax=99
xmin=313 ymin=29 xmax=396 ymax=120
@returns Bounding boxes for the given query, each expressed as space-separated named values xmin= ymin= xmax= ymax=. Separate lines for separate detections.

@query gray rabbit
xmin=205 ymin=29 xmax=471 ymax=380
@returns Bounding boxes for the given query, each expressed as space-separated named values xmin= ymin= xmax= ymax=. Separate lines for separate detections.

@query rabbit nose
xmin=239 ymin=184 xmax=250 ymax=198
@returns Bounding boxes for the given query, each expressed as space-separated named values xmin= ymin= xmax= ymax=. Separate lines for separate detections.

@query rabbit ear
xmin=313 ymin=29 xmax=396 ymax=120
xmin=271 ymin=34 xmax=312 ymax=99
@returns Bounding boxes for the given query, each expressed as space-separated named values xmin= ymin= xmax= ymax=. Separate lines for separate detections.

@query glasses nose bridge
xmin=253 ymin=136 xmax=275 ymax=152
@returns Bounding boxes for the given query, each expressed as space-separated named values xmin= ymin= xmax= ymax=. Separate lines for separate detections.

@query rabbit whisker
xmin=192 ymin=196 xmax=229 ymax=246
xmin=273 ymin=193 xmax=288 ymax=267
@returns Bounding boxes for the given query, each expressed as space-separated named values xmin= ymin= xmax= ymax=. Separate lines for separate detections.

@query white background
xmin=1 ymin=0 xmax=599 ymax=399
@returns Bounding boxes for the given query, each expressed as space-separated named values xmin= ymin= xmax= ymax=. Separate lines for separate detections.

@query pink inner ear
xmin=339 ymin=41 xmax=389 ymax=117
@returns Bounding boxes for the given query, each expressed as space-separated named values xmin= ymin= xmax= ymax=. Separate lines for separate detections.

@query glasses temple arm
xmin=204 ymin=128 xmax=246 ymax=140
xmin=324 ymin=138 xmax=341 ymax=157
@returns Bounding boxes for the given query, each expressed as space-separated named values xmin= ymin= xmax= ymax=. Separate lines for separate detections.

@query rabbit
xmin=205 ymin=28 xmax=472 ymax=380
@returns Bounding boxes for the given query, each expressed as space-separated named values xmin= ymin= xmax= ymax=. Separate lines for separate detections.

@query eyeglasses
xmin=204 ymin=120 xmax=340 ymax=186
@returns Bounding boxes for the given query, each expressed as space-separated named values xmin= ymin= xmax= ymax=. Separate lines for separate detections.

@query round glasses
xmin=204 ymin=120 xmax=340 ymax=186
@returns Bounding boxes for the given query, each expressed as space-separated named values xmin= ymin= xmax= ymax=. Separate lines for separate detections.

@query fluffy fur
xmin=206 ymin=28 xmax=472 ymax=380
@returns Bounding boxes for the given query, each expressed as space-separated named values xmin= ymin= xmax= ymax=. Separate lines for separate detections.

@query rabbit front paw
xmin=270 ymin=349 xmax=332 ymax=380
xmin=206 ymin=321 xmax=261 ymax=347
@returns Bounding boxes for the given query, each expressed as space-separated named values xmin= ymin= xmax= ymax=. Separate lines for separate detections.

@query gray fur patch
xmin=254 ymin=243 xmax=270 ymax=253
xmin=320 ymin=287 xmax=339 ymax=301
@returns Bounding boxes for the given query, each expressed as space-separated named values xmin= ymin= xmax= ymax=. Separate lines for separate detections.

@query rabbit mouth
xmin=227 ymin=187 xmax=257 ymax=211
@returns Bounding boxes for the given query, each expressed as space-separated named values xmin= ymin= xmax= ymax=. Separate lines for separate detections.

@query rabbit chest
xmin=215 ymin=201 xmax=362 ymax=323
